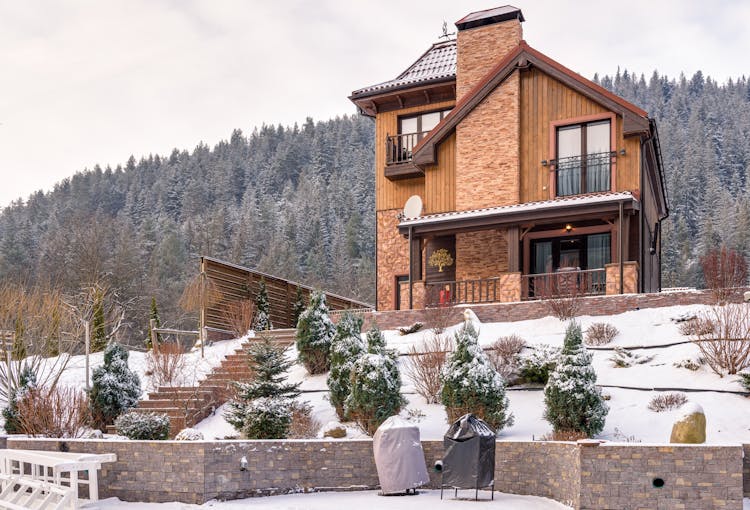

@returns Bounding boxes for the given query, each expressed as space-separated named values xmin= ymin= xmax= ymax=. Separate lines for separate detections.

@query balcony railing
xmin=386 ymin=132 xmax=427 ymax=165
xmin=555 ymin=151 xmax=614 ymax=196
xmin=521 ymin=268 xmax=606 ymax=300
xmin=425 ymin=278 xmax=504 ymax=307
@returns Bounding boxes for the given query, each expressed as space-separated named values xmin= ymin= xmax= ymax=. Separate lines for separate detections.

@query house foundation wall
xmin=6 ymin=438 xmax=742 ymax=509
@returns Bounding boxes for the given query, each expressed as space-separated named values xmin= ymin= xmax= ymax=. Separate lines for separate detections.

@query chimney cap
xmin=455 ymin=5 xmax=524 ymax=31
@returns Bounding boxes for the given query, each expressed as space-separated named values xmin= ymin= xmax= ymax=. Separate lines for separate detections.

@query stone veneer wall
xmin=455 ymin=229 xmax=508 ymax=282
xmin=376 ymin=209 xmax=409 ymax=311
xmin=6 ymin=438 xmax=743 ymax=509
xmin=363 ymin=288 xmax=747 ymax=331
xmin=606 ymin=261 xmax=639 ymax=295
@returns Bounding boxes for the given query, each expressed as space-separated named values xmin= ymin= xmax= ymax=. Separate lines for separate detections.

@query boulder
xmin=669 ymin=403 xmax=706 ymax=444
xmin=322 ymin=422 xmax=347 ymax=438
xmin=744 ymin=291 xmax=750 ymax=303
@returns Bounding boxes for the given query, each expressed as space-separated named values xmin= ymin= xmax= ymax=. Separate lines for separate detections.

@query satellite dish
xmin=403 ymin=195 xmax=423 ymax=219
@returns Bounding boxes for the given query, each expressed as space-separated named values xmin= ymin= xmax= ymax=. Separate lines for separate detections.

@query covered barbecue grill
xmin=373 ymin=416 xmax=430 ymax=495
xmin=440 ymin=413 xmax=496 ymax=500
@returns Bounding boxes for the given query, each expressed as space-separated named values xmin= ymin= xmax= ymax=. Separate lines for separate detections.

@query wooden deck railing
xmin=385 ymin=132 xmax=427 ymax=165
xmin=521 ymin=268 xmax=606 ymax=300
xmin=425 ymin=278 xmax=505 ymax=307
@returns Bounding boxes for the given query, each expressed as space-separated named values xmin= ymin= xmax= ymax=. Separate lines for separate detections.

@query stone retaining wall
xmin=6 ymin=438 xmax=744 ymax=509
xmin=363 ymin=288 xmax=746 ymax=330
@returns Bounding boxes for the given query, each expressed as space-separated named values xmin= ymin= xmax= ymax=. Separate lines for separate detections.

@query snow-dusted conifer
xmin=441 ymin=321 xmax=513 ymax=432
xmin=544 ymin=322 xmax=608 ymax=437
xmin=2 ymin=366 xmax=37 ymax=434
xmin=146 ymin=297 xmax=163 ymax=349
xmin=253 ymin=280 xmax=272 ymax=331
xmin=326 ymin=312 xmax=365 ymax=419
xmin=292 ymin=287 xmax=306 ymax=327
xmin=91 ymin=287 xmax=107 ymax=352
xmin=295 ymin=290 xmax=335 ymax=374
xmin=345 ymin=324 xmax=405 ymax=435
xmin=225 ymin=336 xmax=301 ymax=439
xmin=89 ymin=343 xmax=141 ymax=430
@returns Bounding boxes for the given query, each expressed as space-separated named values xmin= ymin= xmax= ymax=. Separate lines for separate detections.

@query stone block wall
xmin=606 ymin=261 xmax=639 ymax=295
xmin=5 ymin=438 xmax=745 ymax=509
xmin=455 ymin=229 xmax=508 ymax=281
xmin=377 ymin=210 xmax=409 ymax=311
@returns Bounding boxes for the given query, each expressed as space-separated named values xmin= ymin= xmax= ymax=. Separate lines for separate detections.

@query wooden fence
xmin=200 ymin=256 xmax=372 ymax=334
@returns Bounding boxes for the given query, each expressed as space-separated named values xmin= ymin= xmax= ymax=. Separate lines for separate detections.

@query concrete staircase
xmin=125 ymin=329 xmax=298 ymax=437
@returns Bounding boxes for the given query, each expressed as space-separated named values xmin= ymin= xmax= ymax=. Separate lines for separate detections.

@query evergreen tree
xmin=225 ymin=336 xmax=301 ymax=439
xmin=89 ymin=343 xmax=142 ymax=431
xmin=146 ymin=297 xmax=163 ymax=349
xmin=544 ymin=322 xmax=608 ymax=437
xmin=326 ymin=312 xmax=364 ymax=419
xmin=253 ymin=280 xmax=272 ymax=331
xmin=295 ymin=290 xmax=335 ymax=374
xmin=292 ymin=286 xmax=306 ymax=327
xmin=91 ymin=288 xmax=107 ymax=352
xmin=441 ymin=322 xmax=513 ymax=432
xmin=345 ymin=324 xmax=405 ymax=435
xmin=2 ymin=366 xmax=37 ymax=434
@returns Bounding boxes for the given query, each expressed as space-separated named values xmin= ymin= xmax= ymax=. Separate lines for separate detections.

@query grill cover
xmin=373 ymin=416 xmax=430 ymax=494
xmin=442 ymin=413 xmax=496 ymax=489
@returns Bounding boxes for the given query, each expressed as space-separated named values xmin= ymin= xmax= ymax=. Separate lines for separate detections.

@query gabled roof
xmin=412 ymin=40 xmax=651 ymax=167
xmin=350 ymin=40 xmax=457 ymax=99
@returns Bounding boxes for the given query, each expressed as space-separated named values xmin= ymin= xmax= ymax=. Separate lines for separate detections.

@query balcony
xmin=554 ymin=151 xmax=615 ymax=197
xmin=384 ymin=132 xmax=426 ymax=180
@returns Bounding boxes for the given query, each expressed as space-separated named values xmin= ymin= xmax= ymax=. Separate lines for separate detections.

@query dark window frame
xmin=398 ymin=108 xmax=452 ymax=136
xmin=555 ymin=119 xmax=612 ymax=197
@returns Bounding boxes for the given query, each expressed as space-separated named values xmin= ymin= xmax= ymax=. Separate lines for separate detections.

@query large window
xmin=531 ymin=233 xmax=611 ymax=274
xmin=387 ymin=109 xmax=451 ymax=165
xmin=556 ymin=120 xmax=611 ymax=196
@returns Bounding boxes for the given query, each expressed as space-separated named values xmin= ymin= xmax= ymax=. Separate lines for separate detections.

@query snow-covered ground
xmin=192 ymin=303 xmax=750 ymax=444
xmin=83 ymin=490 xmax=571 ymax=510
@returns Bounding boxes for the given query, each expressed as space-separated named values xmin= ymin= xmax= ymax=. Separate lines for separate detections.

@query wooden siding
xmin=375 ymin=100 xmax=455 ymax=212
xmin=201 ymin=257 xmax=371 ymax=332
xmin=519 ymin=68 xmax=641 ymax=203
xmin=423 ymin=132 xmax=456 ymax=213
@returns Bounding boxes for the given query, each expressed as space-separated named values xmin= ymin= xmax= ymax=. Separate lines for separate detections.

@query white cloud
xmin=0 ymin=0 xmax=747 ymax=206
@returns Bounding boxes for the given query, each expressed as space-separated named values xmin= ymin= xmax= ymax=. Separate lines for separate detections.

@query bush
xmin=585 ymin=323 xmax=619 ymax=346
xmin=89 ymin=343 xmax=141 ymax=431
xmin=678 ymin=318 xmax=715 ymax=336
xmin=692 ymin=304 xmax=750 ymax=375
xmin=405 ymin=334 xmax=452 ymax=404
xmin=2 ymin=366 xmax=37 ymax=434
xmin=609 ymin=346 xmax=654 ymax=367
xmin=174 ymin=428 xmax=204 ymax=440
xmin=739 ymin=372 xmax=750 ymax=392
xmin=287 ymin=401 xmax=321 ymax=439
xmin=115 ymin=411 xmax=170 ymax=440
xmin=224 ymin=299 xmax=255 ymax=338
xmin=538 ymin=276 xmax=582 ymax=321
xmin=16 ymin=386 xmax=90 ymax=438
xmin=345 ymin=325 xmax=406 ymax=435
xmin=544 ymin=322 xmax=608 ymax=437
xmin=424 ymin=305 xmax=454 ymax=334
xmin=295 ymin=291 xmax=336 ymax=374
xmin=700 ymin=246 xmax=748 ymax=303
xmin=326 ymin=313 xmax=365 ymax=420
xmin=487 ymin=334 xmax=525 ymax=380
xmin=519 ymin=344 xmax=560 ymax=384
xmin=225 ymin=336 xmax=301 ymax=439
xmin=146 ymin=342 xmax=186 ymax=390
xmin=441 ymin=322 xmax=513 ymax=432
xmin=647 ymin=392 xmax=688 ymax=412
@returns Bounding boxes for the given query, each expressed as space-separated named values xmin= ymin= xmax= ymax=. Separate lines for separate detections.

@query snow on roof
xmin=351 ymin=40 xmax=456 ymax=97
xmin=399 ymin=191 xmax=637 ymax=227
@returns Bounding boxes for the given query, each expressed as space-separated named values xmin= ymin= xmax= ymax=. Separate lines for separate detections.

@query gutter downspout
xmin=408 ymin=226 xmax=413 ymax=310
xmin=619 ymin=200 xmax=624 ymax=294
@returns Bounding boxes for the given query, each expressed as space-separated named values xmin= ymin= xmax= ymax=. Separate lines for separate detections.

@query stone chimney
xmin=455 ymin=6 xmax=524 ymax=99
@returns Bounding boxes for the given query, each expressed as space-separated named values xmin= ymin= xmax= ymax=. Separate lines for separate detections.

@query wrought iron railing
xmin=386 ymin=132 xmax=428 ymax=165
xmin=425 ymin=278 xmax=505 ymax=307
xmin=555 ymin=151 xmax=614 ymax=196
xmin=521 ymin=268 xmax=606 ymax=300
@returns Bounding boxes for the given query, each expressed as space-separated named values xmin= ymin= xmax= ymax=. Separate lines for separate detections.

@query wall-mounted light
xmin=619 ymin=148 xmax=626 ymax=156
xmin=565 ymin=224 xmax=573 ymax=233
xmin=240 ymin=456 xmax=248 ymax=471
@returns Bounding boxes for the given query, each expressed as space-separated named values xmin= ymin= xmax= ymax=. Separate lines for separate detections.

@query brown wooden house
xmin=350 ymin=6 xmax=668 ymax=311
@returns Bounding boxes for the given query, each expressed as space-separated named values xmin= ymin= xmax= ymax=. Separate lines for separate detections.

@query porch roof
xmin=398 ymin=191 xmax=639 ymax=236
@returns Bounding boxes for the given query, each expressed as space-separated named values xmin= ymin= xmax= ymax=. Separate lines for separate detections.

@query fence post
xmin=84 ymin=320 xmax=91 ymax=390
xmin=150 ymin=319 xmax=159 ymax=354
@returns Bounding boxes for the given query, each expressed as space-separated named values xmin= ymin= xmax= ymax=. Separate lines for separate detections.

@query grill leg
xmin=492 ymin=483 xmax=494 ymax=501
xmin=475 ymin=487 xmax=478 ymax=501
xmin=440 ymin=486 xmax=443 ymax=500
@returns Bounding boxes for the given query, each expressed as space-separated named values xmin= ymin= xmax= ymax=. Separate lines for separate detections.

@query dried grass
xmin=647 ymin=392 xmax=688 ymax=412
xmin=287 ymin=402 xmax=321 ymax=439
xmin=585 ymin=323 xmax=619 ymax=346
xmin=678 ymin=318 xmax=715 ymax=337
xmin=405 ymin=334 xmax=453 ymax=404
xmin=16 ymin=386 xmax=90 ymax=438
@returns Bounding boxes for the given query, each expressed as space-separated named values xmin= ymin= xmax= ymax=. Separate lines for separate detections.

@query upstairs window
xmin=556 ymin=120 xmax=611 ymax=196
xmin=387 ymin=109 xmax=451 ymax=165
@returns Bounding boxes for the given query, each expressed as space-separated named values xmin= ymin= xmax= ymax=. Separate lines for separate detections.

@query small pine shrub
xmin=2 ymin=366 xmax=37 ymax=434
xmin=326 ymin=312 xmax=365 ymax=420
xmin=738 ymin=372 xmax=750 ymax=392
xmin=115 ymin=411 xmax=170 ymax=440
xmin=519 ymin=344 xmax=560 ymax=384
xmin=89 ymin=343 xmax=141 ymax=431
xmin=544 ymin=322 xmax=608 ymax=437
xmin=295 ymin=291 xmax=335 ymax=374
xmin=647 ymin=392 xmax=688 ymax=412
xmin=345 ymin=325 xmax=406 ymax=435
xmin=174 ymin=428 xmax=204 ymax=440
xmin=441 ymin=322 xmax=514 ymax=432
xmin=253 ymin=280 xmax=272 ymax=331
xmin=584 ymin=323 xmax=619 ymax=346
xmin=609 ymin=346 xmax=654 ymax=368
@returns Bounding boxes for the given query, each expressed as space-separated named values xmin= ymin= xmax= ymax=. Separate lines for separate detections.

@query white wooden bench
xmin=0 ymin=450 xmax=116 ymax=508
xmin=0 ymin=474 xmax=74 ymax=510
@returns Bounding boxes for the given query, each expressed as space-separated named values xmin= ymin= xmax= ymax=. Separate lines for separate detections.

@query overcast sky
xmin=1 ymin=0 xmax=748 ymax=207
